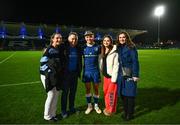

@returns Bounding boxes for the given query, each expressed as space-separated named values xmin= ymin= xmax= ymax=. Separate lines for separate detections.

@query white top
xmin=99 ymin=45 xmax=119 ymax=83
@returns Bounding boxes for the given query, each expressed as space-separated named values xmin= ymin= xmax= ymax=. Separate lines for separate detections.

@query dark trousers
xmin=121 ymin=95 xmax=135 ymax=118
xmin=61 ymin=71 xmax=78 ymax=113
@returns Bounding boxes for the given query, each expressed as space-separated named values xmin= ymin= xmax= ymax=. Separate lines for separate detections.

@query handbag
xmin=121 ymin=67 xmax=132 ymax=77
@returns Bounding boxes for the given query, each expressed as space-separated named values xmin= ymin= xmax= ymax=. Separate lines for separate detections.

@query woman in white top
xmin=99 ymin=35 xmax=119 ymax=116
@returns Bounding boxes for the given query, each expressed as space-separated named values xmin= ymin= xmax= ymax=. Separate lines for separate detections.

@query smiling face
xmin=85 ymin=34 xmax=95 ymax=45
xmin=51 ymin=33 xmax=62 ymax=47
xmin=103 ymin=37 xmax=112 ymax=48
xmin=118 ymin=33 xmax=126 ymax=45
xmin=68 ymin=34 xmax=78 ymax=47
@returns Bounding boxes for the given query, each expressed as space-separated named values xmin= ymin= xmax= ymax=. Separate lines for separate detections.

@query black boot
xmin=121 ymin=96 xmax=128 ymax=120
xmin=126 ymin=96 xmax=135 ymax=121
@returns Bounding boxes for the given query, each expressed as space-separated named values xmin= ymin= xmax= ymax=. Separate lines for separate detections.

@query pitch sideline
xmin=0 ymin=52 xmax=16 ymax=64
xmin=0 ymin=81 xmax=41 ymax=87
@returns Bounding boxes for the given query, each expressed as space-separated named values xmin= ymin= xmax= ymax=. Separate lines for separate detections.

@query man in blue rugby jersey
xmin=82 ymin=31 xmax=102 ymax=114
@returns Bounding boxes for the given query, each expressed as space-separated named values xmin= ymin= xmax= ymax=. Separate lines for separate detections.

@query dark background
xmin=1 ymin=0 xmax=180 ymax=42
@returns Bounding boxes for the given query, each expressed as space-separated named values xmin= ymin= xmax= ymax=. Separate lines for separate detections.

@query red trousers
xmin=103 ymin=77 xmax=118 ymax=113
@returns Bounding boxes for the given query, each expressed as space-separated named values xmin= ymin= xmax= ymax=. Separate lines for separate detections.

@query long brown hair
xmin=50 ymin=32 xmax=62 ymax=45
xmin=101 ymin=34 xmax=113 ymax=58
xmin=116 ymin=31 xmax=135 ymax=49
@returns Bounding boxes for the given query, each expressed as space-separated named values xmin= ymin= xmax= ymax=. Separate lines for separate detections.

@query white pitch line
xmin=0 ymin=81 xmax=41 ymax=87
xmin=0 ymin=52 xmax=16 ymax=64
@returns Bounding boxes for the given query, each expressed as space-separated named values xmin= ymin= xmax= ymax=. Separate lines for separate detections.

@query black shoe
xmin=61 ymin=112 xmax=68 ymax=119
xmin=122 ymin=114 xmax=134 ymax=121
xmin=49 ymin=117 xmax=58 ymax=122
xmin=69 ymin=108 xmax=80 ymax=115
xmin=126 ymin=114 xmax=134 ymax=121
xmin=70 ymin=108 xmax=76 ymax=113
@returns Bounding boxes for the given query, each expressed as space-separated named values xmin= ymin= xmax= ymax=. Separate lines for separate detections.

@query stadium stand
xmin=0 ymin=21 xmax=147 ymax=50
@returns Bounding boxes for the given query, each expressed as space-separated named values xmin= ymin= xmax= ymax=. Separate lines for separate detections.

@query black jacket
xmin=40 ymin=45 xmax=64 ymax=92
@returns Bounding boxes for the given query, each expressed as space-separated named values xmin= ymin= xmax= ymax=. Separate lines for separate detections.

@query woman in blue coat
xmin=117 ymin=31 xmax=140 ymax=121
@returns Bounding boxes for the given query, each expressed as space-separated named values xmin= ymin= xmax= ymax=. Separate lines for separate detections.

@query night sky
xmin=1 ymin=0 xmax=180 ymax=42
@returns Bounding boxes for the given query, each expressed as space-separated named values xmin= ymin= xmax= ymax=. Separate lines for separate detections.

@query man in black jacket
xmin=61 ymin=32 xmax=82 ymax=118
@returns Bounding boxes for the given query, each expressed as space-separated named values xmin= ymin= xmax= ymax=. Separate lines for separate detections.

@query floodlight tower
xmin=154 ymin=5 xmax=165 ymax=47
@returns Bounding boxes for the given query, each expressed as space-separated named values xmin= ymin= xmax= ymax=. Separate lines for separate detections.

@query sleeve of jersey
xmin=40 ymin=48 xmax=51 ymax=75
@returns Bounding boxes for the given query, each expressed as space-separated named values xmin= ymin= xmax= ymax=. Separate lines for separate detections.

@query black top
xmin=39 ymin=45 xmax=64 ymax=92
xmin=102 ymin=53 xmax=111 ymax=78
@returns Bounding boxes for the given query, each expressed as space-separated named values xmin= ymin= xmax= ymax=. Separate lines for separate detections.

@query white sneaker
xmin=94 ymin=106 xmax=102 ymax=114
xmin=85 ymin=105 xmax=93 ymax=114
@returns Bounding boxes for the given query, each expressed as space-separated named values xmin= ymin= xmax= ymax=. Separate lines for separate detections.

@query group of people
xmin=39 ymin=30 xmax=139 ymax=122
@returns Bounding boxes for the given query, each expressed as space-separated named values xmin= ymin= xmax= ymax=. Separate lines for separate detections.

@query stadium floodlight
xmin=96 ymin=33 xmax=101 ymax=41
xmin=55 ymin=26 xmax=61 ymax=33
xmin=0 ymin=21 xmax=6 ymax=38
xmin=20 ymin=24 xmax=27 ymax=39
xmin=154 ymin=5 xmax=165 ymax=47
xmin=0 ymin=26 xmax=6 ymax=38
xmin=38 ymin=27 xmax=44 ymax=39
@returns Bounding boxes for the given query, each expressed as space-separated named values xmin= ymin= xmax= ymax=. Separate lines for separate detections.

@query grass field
xmin=0 ymin=50 xmax=180 ymax=124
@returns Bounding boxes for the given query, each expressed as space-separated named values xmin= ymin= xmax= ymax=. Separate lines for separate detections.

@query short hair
xmin=84 ymin=31 xmax=94 ymax=36
xmin=68 ymin=32 xmax=78 ymax=41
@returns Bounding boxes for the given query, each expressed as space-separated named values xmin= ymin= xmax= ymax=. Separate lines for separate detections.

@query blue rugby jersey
xmin=83 ymin=44 xmax=101 ymax=71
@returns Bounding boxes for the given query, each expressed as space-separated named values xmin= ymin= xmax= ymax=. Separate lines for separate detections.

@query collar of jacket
xmin=120 ymin=44 xmax=130 ymax=54
xmin=108 ymin=45 xmax=117 ymax=55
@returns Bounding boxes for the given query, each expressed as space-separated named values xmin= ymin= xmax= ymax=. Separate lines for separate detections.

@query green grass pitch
xmin=0 ymin=50 xmax=180 ymax=124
